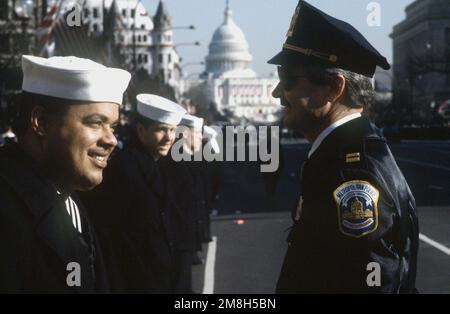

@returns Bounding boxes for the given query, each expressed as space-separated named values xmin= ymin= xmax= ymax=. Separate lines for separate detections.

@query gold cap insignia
xmin=346 ymin=152 xmax=360 ymax=163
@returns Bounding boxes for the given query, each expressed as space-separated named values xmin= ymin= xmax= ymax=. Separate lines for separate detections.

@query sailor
xmin=82 ymin=93 xmax=187 ymax=293
xmin=0 ymin=55 xmax=131 ymax=293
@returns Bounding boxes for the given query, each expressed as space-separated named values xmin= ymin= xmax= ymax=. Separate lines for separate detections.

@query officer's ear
xmin=30 ymin=106 xmax=51 ymax=137
xmin=327 ymin=74 xmax=346 ymax=104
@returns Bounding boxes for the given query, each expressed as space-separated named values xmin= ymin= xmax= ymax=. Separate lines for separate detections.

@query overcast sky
xmin=141 ymin=0 xmax=415 ymax=77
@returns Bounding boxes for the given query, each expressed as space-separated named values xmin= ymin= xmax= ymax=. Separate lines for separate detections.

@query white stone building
xmin=183 ymin=2 xmax=280 ymax=124
xmin=56 ymin=0 xmax=180 ymax=84
xmin=150 ymin=0 xmax=181 ymax=91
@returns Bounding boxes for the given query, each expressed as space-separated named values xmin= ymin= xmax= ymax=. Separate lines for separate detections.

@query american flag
xmin=35 ymin=2 xmax=59 ymax=57
xmin=35 ymin=0 xmax=95 ymax=59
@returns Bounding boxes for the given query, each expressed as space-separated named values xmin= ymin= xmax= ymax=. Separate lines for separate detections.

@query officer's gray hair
xmin=303 ymin=65 xmax=375 ymax=109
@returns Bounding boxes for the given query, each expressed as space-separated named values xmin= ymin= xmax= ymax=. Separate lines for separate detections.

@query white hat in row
xmin=136 ymin=94 xmax=187 ymax=125
xmin=180 ymin=114 xmax=204 ymax=129
xmin=22 ymin=55 xmax=131 ymax=105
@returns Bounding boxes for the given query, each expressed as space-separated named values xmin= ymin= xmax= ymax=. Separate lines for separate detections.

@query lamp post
xmin=175 ymin=41 xmax=200 ymax=48
xmin=172 ymin=25 xmax=195 ymax=30
xmin=181 ymin=61 xmax=204 ymax=69
xmin=181 ymin=61 xmax=204 ymax=78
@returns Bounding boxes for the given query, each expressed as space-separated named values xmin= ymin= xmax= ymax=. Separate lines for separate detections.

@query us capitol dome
xmin=204 ymin=3 xmax=256 ymax=79
xmin=183 ymin=1 xmax=280 ymax=124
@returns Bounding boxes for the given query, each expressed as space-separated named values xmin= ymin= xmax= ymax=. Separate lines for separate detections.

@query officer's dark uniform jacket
xmin=276 ymin=117 xmax=419 ymax=293
xmin=0 ymin=144 xmax=108 ymax=293
xmin=82 ymin=137 xmax=177 ymax=293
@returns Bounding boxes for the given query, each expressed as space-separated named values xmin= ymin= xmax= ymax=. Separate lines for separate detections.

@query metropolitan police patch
xmin=333 ymin=181 xmax=379 ymax=238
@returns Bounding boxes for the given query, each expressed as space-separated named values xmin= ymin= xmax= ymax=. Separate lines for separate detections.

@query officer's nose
xmin=272 ymin=83 xmax=283 ymax=99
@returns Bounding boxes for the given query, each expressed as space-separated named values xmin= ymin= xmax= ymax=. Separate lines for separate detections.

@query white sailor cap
xmin=22 ymin=55 xmax=131 ymax=105
xmin=180 ymin=114 xmax=204 ymax=130
xmin=136 ymin=94 xmax=187 ymax=125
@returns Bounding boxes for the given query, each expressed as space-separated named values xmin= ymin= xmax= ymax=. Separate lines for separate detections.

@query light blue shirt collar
xmin=308 ymin=113 xmax=362 ymax=159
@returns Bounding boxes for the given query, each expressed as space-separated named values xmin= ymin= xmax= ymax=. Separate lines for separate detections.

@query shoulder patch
xmin=333 ymin=180 xmax=379 ymax=238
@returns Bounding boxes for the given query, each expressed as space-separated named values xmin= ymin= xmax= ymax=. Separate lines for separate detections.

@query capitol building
xmin=181 ymin=2 xmax=281 ymax=125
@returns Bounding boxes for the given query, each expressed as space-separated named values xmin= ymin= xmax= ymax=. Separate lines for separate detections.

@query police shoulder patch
xmin=333 ymin=180 xmax=379 ymax=238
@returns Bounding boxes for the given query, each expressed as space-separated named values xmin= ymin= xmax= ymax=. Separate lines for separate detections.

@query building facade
xmin=150 ymin=0 xmax=181 ymax=90
xmin=56 ymin=0 xmax=180 ymax=85
xmin=391 ymin=0 xmax=450 ymax=124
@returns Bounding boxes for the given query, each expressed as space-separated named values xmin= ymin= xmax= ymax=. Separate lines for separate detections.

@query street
xmin=193 ymin=140 xmax=450 ymax=294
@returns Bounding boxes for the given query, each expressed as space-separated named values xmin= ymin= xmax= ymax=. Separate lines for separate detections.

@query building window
xmin=168 ymin=70 xmax=172 ymax=80
xmin=159 ymin=69 xmax=164 ymax=79
xmin=84 ymin=8 xmax=89 ymax=18
xmin=159 ymin=54 xmax=163 ymax=63
xmin=131 ymin=9 xmax=135 ymax=18
xmin=122 ymin=9 xmax=126 ymax=17
xmin=141 ymin=24 xmax=145 ymax=30
xmin=168 ymin=54 xmax=172 ymax=63
xmin=158 ymin=34 xmax=162 ymax=42
xmin=144 ymin=54 xmax=148 ymax=63
xmin=93 ymin=23 xmax=98 ymax=32
xmin=143 ymin=35 xmax=147 ymax=42
xmin=138 ymin=54 xmax=142 ymax=64
xmin=138 ymin=35 xmax=141 ymax=42
xmin=93 ymin=8 xmax=98 ymax=18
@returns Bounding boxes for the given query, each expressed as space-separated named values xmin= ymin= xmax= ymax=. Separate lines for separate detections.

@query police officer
xmin=269 ymin=1 xmax=419 ymax=293
xmin=82 ymin=93 xmax=186 ymax=293
xmin=0 ymin=55 xmax=131 ymax=293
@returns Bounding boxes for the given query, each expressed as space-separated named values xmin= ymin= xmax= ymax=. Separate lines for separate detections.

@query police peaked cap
xmin=268 ymin=0 xmax=390 ymax=77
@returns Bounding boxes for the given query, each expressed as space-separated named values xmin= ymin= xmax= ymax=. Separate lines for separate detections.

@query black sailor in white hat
xmin=0 ymin=55 xmax=131 ymax=293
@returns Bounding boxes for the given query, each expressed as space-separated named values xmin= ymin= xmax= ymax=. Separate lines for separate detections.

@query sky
xmin=141 ymin=0 xmax=416 ymax=77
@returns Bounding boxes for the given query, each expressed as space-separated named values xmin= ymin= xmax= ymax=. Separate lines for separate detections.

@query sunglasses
xmin=277 ymin=67 xmax=309 ymax=90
